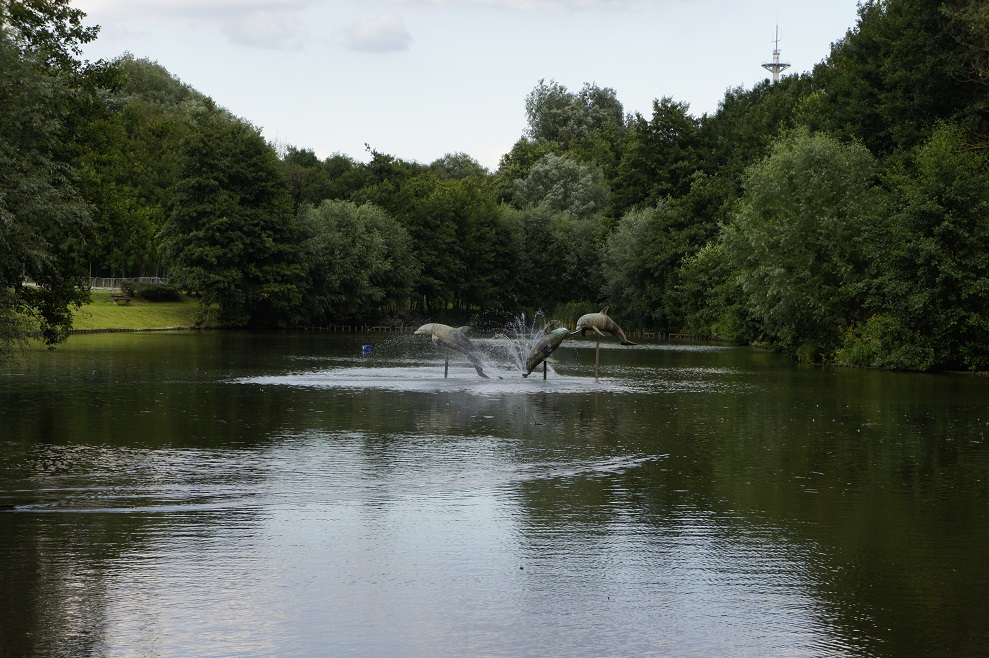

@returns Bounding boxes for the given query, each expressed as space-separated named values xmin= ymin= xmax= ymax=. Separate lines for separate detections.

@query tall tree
xmin=428 ymin=152 xmax=488 ymax=180
xmin=165 ymin=104 xmax=303 ymax=328
xmin=613 ymin=97 xmax=703 ymax=214
xmin=0 ymin=0 xmax=97 ymax=70
xmin=0 ymin=1 xmax=103 ymax=361
xmin=517 ymin=80 xmax=627 ymax=192
xmin=866 ymin=123 xmax=989 ymax=370
xmin=724 ymin=129 xmax=882 ymax=361
xmin=811 ymin=0 xmax=981 ymax=155
xmin=76 ymin=57 xmax=203 ymax=279
xmin=297 ymin=201 xmax=420 ymax=324
xmin=511 ymin=154 xmax=610 ymax=221
xmin=602 ymin=172 xmax=729 ymax=329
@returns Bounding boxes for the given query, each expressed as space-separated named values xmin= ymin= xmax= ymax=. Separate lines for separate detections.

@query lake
xmin=1 ymin=330 xmax=988 ymax=657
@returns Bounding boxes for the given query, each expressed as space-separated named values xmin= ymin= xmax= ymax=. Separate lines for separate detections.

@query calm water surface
xmin=1 ymin=331 xmax=988 ymax=657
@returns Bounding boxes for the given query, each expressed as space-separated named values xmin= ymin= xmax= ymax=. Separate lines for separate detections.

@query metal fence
xmin=89 ymin=277 xmax=169 ymax=290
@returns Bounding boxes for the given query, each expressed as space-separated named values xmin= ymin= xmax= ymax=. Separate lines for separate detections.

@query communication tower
xmin=762 ymin=25 xmax=791 ymax=83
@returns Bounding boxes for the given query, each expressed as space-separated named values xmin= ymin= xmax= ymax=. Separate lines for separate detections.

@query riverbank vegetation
xmin=2 ymin=0 xmax=988 ymax=370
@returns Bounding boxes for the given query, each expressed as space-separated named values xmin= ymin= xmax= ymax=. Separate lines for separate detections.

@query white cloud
xmin=224 ymin=11 xmax=305 ymax=49
xmin=373 ymin=0 xmax=636 ymax=10
xmin=77 ymin=0 xmax=317 ymax=50
xmin=77 ymin=0 xmax=318 ymax=20
xmin=342 ymin=13 xmax=413 ymax=52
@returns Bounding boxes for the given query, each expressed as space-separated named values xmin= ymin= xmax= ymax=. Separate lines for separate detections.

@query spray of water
xmin=487 ymin=311 xmax=557 ymax=375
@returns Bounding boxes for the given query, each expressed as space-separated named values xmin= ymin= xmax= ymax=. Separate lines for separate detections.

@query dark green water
xmin=1 ymin=330 xmax=988 ymax=657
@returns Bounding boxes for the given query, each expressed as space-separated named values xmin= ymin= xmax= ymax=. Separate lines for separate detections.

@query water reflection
xmin=2 ymin=332 xmax=989 ymax=656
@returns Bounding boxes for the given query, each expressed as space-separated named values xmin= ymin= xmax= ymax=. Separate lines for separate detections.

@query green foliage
xmin=76 ymin=56 xmax=205 ymax=280
xmin=279 ymin=147 xmax=352 ymax=212
xmin=120 ymin=281 xmax=182 ymax=302
xmin=835 ymin=314 xmax=936 ymax=370
xmin=511 ymin=154 xmax=610 ymax=220
xmin=0 ymin=15 xmax=93 ymax=357
xmin=111 ymin=54 xmax=202 ymax=107
xmin=164 ymin=105 xmax=303 ymax=328
xmin=600 ymin=171 xmax=731 ymax=330
xmin=0 ymin=288 xmax=31 ymax=365
xmin=700 ymin=76 xmax=813 ymax=180
xmin=0 ymin=0 xmax=98 ymax=70
xmin=524 ymin=79 xmax=626 ymax=151
xmin=944 ymin=0 xmax=989 ymax=143
xmin=297 ymin=201 xmax=420 ymax=324
xmin=876 ymin=122 xmax=989 ymax=370
xmin=516 ymin=206 xmax=603 ymax=311
xmin=600 ymin=208 xmax=655 ymax=323
xmin=428 ymin=152 xmax=489 ymax=180
xmin=613 ymin=97 xmax=703 ymax=214
xmin=724 ymin=128 xmax=882 ymax=359
xmin=811 ymin=0 xmax=981 ymax=155
xmin=514 ymin=79 xmax=628 ymax=206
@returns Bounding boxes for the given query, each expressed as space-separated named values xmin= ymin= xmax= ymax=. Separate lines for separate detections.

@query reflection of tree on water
xmin=2 ymin=511 xmax=114 ymax=657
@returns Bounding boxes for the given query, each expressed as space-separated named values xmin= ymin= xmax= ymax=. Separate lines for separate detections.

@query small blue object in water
xmin=361 ymin=345 xmax=373 ymax=356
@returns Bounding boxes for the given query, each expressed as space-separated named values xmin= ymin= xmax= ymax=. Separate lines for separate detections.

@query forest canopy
xmin=1 ymin=0 xmax=988 ymax=371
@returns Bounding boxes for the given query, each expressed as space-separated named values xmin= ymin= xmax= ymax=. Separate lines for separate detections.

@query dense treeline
xmin=2 ymin=0 xmax=988 ymax=370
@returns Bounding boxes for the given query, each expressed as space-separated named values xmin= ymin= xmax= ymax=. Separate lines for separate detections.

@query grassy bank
xmin=73 ymin=289 xmax=202 ymax=330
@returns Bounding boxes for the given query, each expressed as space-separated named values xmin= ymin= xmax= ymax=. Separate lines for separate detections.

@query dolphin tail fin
xmin=468 ymin=354 xmax=489 ymax=378
xmin=621 ymin=340 xmax=637 ymax=346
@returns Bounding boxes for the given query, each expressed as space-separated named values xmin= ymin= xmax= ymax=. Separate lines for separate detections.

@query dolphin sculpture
xmin=414 ymin=323 xmax=489 ymax=378
xmin=522 ymin=321 xmax=570 ymax=378
xmin=573 ymin=307 xmax=637 ymax=345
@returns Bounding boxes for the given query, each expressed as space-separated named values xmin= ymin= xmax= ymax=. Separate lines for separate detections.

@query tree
xmin=673 ymin=242 xmax=756 ymax=342
xmin=428 ymin=152 xmax=488 ymax=180
xmin=613 ymin=97 xmax=703 ymax=214
xmin=810 ymin=0 xmax=981 ymax=155
xmin=944 ymin=0 xmax=989 ymax=145
xmin=297 ymin=201 xmax=420 ymax=324
xmin=515 ymin=206 xmax=602 ymax=312
xmin=600 ymin=207 xmax=655 ymax=322
xmin=857 ymin=122 xmax=989 ymax=370
xmin=599 ymin=171 xmax=730 ymax=330
xmin=0 ymin=0 xmax=98 ymax=71
xmin=76 ymin=57 xmax=203 ymax=279
xmin=723 ymin=129 xmax=882 ymax=361
xmin=280 ymin=146 xmax=336 ymax=212
xmin=0 ymin=4 xmax=99 ymax=361
xmin=511 ymin=154 xmax=610 ymax=221
xmin=165 ymin=104 xmax=303 ymax=328
xmin=517 ymin=80 xmax=628 ymax=200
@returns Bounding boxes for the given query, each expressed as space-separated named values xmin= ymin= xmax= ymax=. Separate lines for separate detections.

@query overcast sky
xmin=73 ymin=0 xmax=863 ymax=170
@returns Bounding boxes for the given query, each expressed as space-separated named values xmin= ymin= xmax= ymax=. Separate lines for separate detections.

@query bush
xmin=120 ymin=281 xmax=182 ymax=302
xmin=835 ymin=314 xmax=936 ymax=371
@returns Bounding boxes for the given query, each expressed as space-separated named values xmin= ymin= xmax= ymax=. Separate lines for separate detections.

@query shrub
xmin=120 ymin=281 xmax=182 ymax=302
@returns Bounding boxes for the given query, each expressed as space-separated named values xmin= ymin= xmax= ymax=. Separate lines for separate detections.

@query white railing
xmin=89 ymin=277 xmax=169 ymax=290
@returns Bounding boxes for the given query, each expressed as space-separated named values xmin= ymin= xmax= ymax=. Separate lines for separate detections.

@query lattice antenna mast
xmin=761 ymin=25 xmax=791 ymax=83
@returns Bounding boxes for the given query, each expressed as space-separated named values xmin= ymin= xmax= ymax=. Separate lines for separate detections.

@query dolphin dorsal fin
xmin=599 ymin=306 xmax=609 ymax=315
xmin=457 ymin=326 xmax=471 ymax=334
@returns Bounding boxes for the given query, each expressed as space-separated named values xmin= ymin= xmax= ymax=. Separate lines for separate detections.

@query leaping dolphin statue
xmin=573 ymin=307 xmax=637 ymax=345
xmin=522 ymin=321 xmax=570 ymax=378
xmin=414 ymin=323 xmax=490 ymax=378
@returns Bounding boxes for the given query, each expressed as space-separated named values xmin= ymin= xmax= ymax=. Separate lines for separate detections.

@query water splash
xmin=488 ymin=311 xmax=559 ymax=375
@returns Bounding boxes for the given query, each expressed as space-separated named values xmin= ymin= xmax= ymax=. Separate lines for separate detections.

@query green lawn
xmin=73 ymin=289 xmax=202 ymax=330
